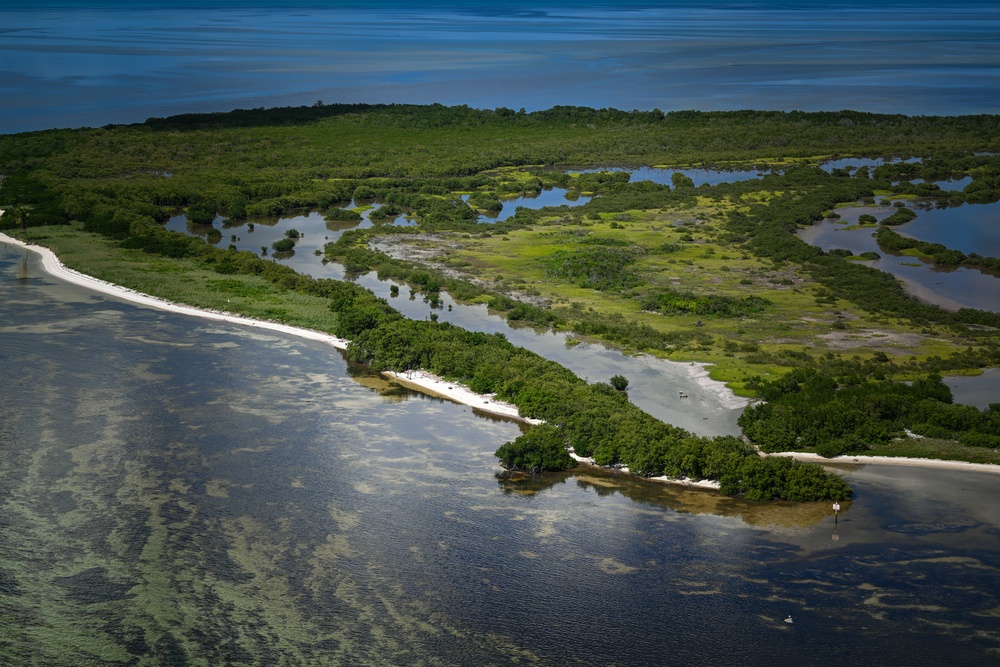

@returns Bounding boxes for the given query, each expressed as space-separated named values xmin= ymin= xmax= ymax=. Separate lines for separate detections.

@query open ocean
xmin=1 ymin=0 xmax=999 ymax=133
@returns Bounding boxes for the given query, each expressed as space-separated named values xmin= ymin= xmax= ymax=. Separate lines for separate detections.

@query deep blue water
xmin=2 ymin=1 xmax=999 ymax=133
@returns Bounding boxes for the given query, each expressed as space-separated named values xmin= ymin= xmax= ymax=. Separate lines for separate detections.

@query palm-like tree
xmin=4 ymin=206 xmax=29 ymax=237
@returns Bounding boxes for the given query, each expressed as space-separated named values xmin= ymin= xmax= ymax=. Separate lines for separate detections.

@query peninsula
xmin=4 ymin=104 xmax=999 ymax=500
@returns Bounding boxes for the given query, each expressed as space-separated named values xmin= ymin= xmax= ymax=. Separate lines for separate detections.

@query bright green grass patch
xmin=25 ymin=225 xmax=341 ymax=334
xmin=436 ymin=206 xmax=949 ymax=373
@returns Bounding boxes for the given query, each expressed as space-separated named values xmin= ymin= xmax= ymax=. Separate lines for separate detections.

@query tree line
xmin=739 ymin=369 xmax=1000 ymax=457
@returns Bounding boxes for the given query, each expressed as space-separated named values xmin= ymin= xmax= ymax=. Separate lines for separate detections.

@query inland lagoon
xmin=798 ymin=202 xmax=1000 ymax=313
xmin=164 ymin=201 xmax=749 ymax=437
xmin=3 ymin=242 xmax=1000 ymax=666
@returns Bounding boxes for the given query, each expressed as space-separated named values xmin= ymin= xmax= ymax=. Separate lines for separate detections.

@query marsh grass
xmin=428 ymin=202 xmax=960 ymax=385
xmin=27 ymin=225 xmax=340 ymax=333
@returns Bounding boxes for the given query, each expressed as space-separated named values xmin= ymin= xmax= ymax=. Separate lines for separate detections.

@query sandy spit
xmin=770 ymin=451 xmax=1000 ymax=474
xmin=382 ymin=370 xmax=542 ymax=424
xmin=0 ymin=230 xmax=536 ymax=423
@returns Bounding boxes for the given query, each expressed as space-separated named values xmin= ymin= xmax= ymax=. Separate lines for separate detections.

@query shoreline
xmin=0 ymin=230 xmax=538 ymax=424
xmin=682 ymin=360 xmax=752 ymax=411
xmin=382 ymin=369 xmax=541 ymax=424
xmin=568 ymin=452 xmax=722 ymax=490
xmin=770 ymin=450 xmax=1000 ymax=475
xmin=6 ymin=229 xmax=999 ymax=478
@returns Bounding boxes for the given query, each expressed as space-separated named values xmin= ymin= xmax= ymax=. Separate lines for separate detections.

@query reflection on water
xmin=163 ymin=194 xmax=746 ymax=436
xmin=498 ymin=465 xmax=838 ymax=531
xmin=798 ymin=205 xmax=1000 ymax=312
xmin=920 ymin=176 xmax=974 ymax=191
xmin=572 ymin=166 xmax=766 ymax=187
xmin=480 ymin=188 xmax=592 ymax=222
xmin=945 ymin=368 xmax=1000 ymax=410
xmin=895 ymin=200 xmax=1000 ymax=258
xmin=819 ymin=157 xmax=921 ymax=173
xmin=4 ymin=245 xmax=1000 ymax=665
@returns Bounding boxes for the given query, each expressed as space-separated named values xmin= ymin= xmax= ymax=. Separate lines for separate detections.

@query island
xmin=3 ymin=104 xmax=999 ymax=501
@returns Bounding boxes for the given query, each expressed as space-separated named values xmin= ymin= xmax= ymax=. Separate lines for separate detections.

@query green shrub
xmin=495 ymin=424 xmax=574 ymax=472
xmin=272 ymin=238 xmax=295 ymax=252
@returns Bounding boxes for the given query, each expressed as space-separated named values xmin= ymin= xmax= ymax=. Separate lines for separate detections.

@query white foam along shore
xmin=0 ymin=229 xmax=540 ymax=424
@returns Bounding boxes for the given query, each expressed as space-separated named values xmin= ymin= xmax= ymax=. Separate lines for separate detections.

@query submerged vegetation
xmin=4 ymin=103 xmax=1000 ymax=499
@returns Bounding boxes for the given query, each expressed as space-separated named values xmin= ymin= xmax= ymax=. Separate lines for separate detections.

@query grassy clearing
xmin=863 ymin=437 xmax=1000 ymax=466
xmin=24 ymin=225 xmax=341 ymax=333
xmin=381 ymin=200 xmax=983 ymax=388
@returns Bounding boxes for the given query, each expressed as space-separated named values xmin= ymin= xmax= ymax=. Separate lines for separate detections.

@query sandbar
xmin=569 ymin=452 xmax=722 ymax=490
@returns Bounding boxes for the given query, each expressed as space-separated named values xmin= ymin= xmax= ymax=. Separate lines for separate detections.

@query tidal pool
xmin=2 ymin=244 xmax=1000 ymax=666
xmin=479 ymin=188 xmax=592 ymax=222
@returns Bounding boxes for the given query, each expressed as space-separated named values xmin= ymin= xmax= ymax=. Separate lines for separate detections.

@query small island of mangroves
xmin=4 ymin=104 xmax=1000 ymax=501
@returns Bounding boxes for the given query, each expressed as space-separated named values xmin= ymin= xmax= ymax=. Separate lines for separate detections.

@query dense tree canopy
xmin=6 ymin=103 xmax=1000 ymax=500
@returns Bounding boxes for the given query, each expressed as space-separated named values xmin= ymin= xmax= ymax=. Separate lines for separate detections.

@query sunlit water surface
xmin=165 ymin=187 xmax=749 ymax=437
xmin=2 ymin=244 xmax=1000 ymax=666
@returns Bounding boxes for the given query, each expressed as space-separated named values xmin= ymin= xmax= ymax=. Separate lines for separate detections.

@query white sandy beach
xmin=568 ymin=451 xmax=722 ymax=490
xmin=771 ymin=450 xmax=1000 ymax=475
xmin=0 ymin=229 xmax=537 ymax=424
xmin=5 ymin=227 xmax=998 ymax=478
xmin=382 ymin=369 xmax=541 ymax=424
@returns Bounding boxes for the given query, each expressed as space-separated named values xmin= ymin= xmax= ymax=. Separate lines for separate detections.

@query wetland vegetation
xmin=3 ymin=103 xmax=1000 ymax=499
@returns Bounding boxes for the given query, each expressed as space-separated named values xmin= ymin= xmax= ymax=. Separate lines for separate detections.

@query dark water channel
xmin=3 ymin=244 xmax=1000 ymax=666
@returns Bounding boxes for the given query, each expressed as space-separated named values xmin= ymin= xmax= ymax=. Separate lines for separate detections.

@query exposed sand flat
xmin=684 ymin=361 xmax=751 ymax=410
